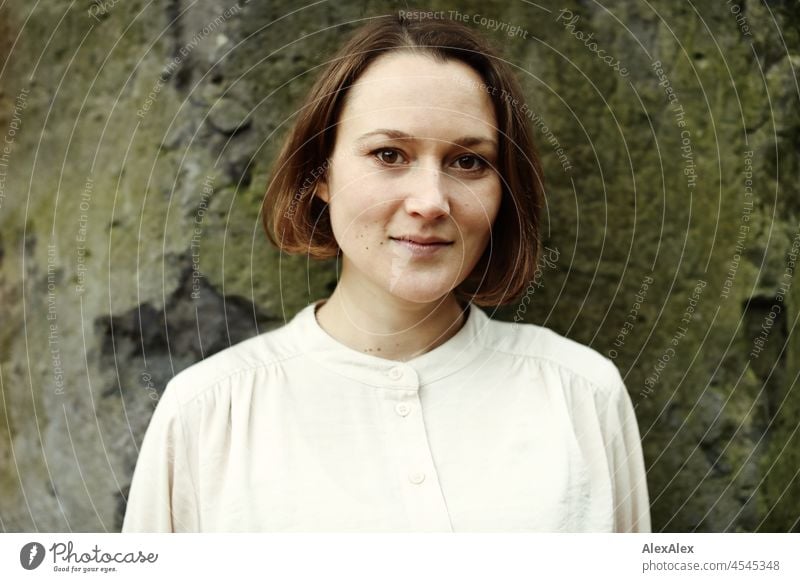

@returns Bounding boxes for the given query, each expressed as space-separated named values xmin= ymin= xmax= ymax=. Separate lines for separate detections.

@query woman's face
xmin=316 ymin=52 xmax=502 ymax=305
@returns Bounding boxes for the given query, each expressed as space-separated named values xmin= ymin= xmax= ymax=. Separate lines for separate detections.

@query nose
xmin=402 ymin=165 xmax=450 ymax=220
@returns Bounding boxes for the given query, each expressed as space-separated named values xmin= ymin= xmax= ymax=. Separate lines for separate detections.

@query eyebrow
xmin=355 ymin=129 xmax=498 ymax=150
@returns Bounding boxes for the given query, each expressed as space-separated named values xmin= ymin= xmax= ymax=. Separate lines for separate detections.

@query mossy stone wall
xmin=0 ymin=0 xmax=797 ymax=531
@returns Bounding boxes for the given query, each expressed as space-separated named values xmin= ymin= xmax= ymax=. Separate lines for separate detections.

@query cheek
xmin=461 ymin=188 xmax=502 ymax=242
xmin=330 ymin=184 xmax=395 ymax=235
xmin=328 ymin=200 xmax=388 ymax=251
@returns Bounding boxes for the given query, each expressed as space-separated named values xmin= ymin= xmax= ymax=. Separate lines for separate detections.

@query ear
xmin=315 ymin=177 xmax=330 ymax=203
xmin=314 ymin=159 xmax=331 ymax=203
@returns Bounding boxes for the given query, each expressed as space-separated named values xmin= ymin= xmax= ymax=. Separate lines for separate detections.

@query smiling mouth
xmin=390 ymin=237 xmax=453 ymax=246
xmin=389 ymin=237 xmax=454 ymax=255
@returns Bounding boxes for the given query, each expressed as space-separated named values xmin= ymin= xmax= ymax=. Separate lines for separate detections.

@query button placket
xmin=383 ymin=367 xmax=453 ymax=531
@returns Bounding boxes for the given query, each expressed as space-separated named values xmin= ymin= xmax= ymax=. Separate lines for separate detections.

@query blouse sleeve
xmin=599 ymin=379 xmax=652 ymax=532
xmin=122 ymin=381 xmax=200 ymax=532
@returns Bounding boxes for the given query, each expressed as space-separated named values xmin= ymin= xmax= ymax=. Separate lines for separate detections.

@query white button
xmin=395 ymin=403 xmax=411 ymax=417
xmin=408 ymin=472 xmax=425 ymax=485
xmin=388 ymin=366 xmax=403 ymax=380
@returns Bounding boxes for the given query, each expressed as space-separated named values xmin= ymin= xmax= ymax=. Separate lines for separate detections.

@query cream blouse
xmin=122 ymin=300 xmax=651 ymax=532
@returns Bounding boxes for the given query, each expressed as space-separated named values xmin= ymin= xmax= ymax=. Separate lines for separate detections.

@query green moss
xmin=1 ymin=0 xmax=799 ymax=531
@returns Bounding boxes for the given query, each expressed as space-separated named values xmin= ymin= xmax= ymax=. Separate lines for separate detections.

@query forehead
xmin=337 ymin=52 xmax=498 ymax=139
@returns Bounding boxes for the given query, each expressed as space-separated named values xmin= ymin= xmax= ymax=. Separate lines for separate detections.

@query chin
xmin=385 ymin=277 xmax=459 ymax=305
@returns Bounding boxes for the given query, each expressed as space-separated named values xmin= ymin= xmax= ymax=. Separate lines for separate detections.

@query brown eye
xmin=374 ymin=149 xmax=404 ymax=165
xmin=454 ymin=155 xmax=485 ymax=172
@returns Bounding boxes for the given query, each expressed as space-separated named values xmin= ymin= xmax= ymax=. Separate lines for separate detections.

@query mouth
xmin=389 ymin=237 xmax=454 ymax=256
xmin=390 ymin=236 xmax=454 ymax=245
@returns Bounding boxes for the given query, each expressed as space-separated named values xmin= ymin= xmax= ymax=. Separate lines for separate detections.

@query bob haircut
xmin=262 ymin=13 xmax=544 ymax=307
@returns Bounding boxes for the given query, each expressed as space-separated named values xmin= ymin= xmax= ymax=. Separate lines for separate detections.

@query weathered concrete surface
xmin=0 ymin=0 xmax=797 ymax=531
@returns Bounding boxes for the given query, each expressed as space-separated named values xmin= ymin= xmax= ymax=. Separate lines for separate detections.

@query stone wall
xmin=0 ymin=0 xmax=798 ymax=531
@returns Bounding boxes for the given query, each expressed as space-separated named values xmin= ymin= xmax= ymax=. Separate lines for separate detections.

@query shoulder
xmin=163 ymin=318 xmax=303 ymax=406
xmin=475 ymin=309 xmax=623 ymax=394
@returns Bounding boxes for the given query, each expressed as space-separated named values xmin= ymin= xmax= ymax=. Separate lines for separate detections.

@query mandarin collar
xmin=290 ymin=299 xmax=488 ymax=389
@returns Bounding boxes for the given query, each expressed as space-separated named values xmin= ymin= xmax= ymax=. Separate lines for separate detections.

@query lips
xmin=390 ymin=236 xmax=453 ymax=245
xmin=390 ymin=236 xmax=453 ymax=256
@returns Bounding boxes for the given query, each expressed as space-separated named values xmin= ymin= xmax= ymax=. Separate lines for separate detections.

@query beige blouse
xmin=122 ymin=300 xmax=651 ymax=532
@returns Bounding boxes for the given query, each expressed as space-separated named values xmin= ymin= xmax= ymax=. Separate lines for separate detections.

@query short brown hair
xmin=262 ymin=13 xmax=544 ymax=307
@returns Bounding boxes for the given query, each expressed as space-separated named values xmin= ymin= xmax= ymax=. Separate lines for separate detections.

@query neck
xmin=314 ymin=286 xmax=468 ymax=362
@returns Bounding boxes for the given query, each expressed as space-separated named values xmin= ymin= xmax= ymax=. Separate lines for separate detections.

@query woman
xmin=122 ymin=14 xmax=650 ymax=532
